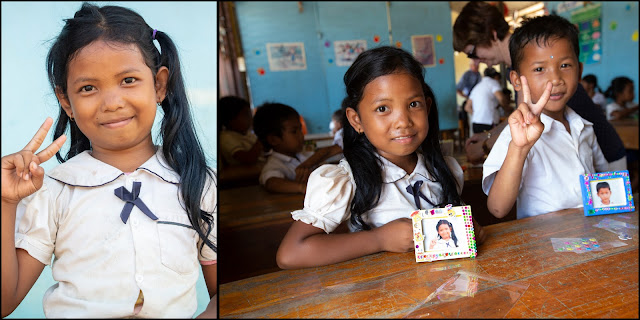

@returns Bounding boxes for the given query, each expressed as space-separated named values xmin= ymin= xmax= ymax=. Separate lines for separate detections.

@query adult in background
xmin=453 ymin=1 xmax=626 ymax=170
xmin=456 ymin=59 xmax=482 ymax=137
xmin=465 ymin=67 xmax=510 ymax=134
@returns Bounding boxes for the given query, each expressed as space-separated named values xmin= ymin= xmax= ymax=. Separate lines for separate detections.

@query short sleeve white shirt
xmin=606 ymin=101 xmax=637 ymax=120
xmin=219 ymin=129 xmax=259 ymax=165
xmin=259 ymin=150 xmax=314 ymax=185
xmin=482 ymin=107 xmax=609 ymax=219
xmin=14 ymin=148 xmax=217 ymax=318
xmin=291 ymin=153 xmax=464 ymax=233
xmin=469 ymin=76 xmax=502 ymax=126
xmin=591 ymin=92 xmax=607 ymax=114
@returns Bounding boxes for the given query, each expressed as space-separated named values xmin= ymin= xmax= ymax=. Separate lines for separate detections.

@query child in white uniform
xmin=276 ymin=46 xmax=486 ymax=269
xmin=428 ymin=220 xmax=459 ymax=251
xmin=1 ymin=3 xmax=217 ymax=318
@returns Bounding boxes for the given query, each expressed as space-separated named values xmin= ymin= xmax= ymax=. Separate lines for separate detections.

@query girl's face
xmin=229 ymin=105 xmax=253 ymax=134
xmin=620 ymin=82 xmax=635 ymax=103
xmin=347 ymin=72 xmax=429 ymax=168
xmin=438 ymin=223 xmax=452 ymax=240
xmin=57 ymin=40 xmax=168 ymax=158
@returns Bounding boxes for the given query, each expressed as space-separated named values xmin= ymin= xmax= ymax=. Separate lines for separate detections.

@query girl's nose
xmin=101 ymin=90 xmax=125 ymax=112
xmin=394 ymin=108 xmax=413 ymax=128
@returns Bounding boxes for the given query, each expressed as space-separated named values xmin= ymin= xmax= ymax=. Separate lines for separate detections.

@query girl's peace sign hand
xmin=1 ymin=117 xmax=67 ymax=205
xmin=508 ymin=76 xmax=552 ymax=149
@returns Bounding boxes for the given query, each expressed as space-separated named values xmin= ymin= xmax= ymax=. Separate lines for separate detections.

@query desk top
xmin=220 ymin=208 xmax=639 ymax=318
xmin=219 ymin=185 xmax=304 ymax=228
xmin=610 ymin=118 xmax=639 ymax=150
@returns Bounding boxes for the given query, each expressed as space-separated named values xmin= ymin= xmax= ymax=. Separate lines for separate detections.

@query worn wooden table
xmin=220 ymin=207 xmax=639 ymax=318
xmin=610 ymin=118 xmax=639 ymax=150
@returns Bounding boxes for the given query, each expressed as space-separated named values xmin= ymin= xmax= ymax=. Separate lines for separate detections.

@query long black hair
xmin=342 ymin=46 xmax=462 ymax=231
xmin=436 ymin=219 xmax=458 ymax=247
xmin=604 ymin=76 xmax=633 ymax=101
xmin=46 ymin=2 xmax=216 ymax=253
xmin=582 ymin=74 xmax=602 ymax=93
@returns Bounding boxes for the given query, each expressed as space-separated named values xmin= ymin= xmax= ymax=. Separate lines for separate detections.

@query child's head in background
xmin=509 ymin=15 xmax=582 ymax=119
xmin=596 ymin=181 xmax=611 ymax=205
xmin=219 ymin=96 xmax=253 ymax=134
xmin=581 ymin=74 xmax=602 ymax=94
xmin=253 ymin=102 xmax=304 ymax=157
xmin=330 ymin=109 xmax=345 ymax=135
xmin=47 ymin=2 xmax=214 ymax=250
xmin=341 ymin=46 xmax=461 ymax=231
xmin=605 ymin=77 xmax=635 ymax=104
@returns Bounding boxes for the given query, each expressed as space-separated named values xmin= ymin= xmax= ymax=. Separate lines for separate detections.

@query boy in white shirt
xmin=594 ymin=181 xmax=614 ymax=208
xmin=253 ymin=102 xmax=342 ymax=194
xmin=483 ymin=15 xmax=608 ymax=219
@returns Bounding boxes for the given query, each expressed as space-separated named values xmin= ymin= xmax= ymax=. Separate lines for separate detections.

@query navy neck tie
xmin=406 ymin=180 xmax=432 ymax=210
xmin=114 ymin=181 xmax=158 ymax=223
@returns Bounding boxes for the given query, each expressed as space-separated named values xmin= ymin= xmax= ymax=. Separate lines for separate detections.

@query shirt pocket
xmin=156 ymin=214 xmax=199 ymax=275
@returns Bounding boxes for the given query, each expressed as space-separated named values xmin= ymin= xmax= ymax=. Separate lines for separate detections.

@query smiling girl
xmin=1 ymin=3 xmax=216 ymax=318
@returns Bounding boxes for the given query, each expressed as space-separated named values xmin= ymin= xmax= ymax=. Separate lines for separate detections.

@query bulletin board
xmin=570 ymin=3 xmax=602 ymax=64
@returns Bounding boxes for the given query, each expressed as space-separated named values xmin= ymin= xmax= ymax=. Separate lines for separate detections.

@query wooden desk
xmin=610 ymin=118 xmax=639 ymax=150
xmin=219 ymin=161 xmax=265 ymax=189
xmin=220 ymin=208 xmax=639 ymax=318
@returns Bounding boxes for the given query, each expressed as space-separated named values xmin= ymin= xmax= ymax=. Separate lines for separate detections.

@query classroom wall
xmin=235 ymin=1 xmax=459 ymax=134
xmin=545 ymin=1 xmax=639 ymax=103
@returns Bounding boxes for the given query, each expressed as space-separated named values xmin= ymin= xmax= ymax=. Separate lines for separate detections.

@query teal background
xmin=1 ymin=1 xmax=217 ymax=318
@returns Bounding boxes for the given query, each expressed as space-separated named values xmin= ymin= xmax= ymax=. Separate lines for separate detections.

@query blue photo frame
xmin=580 ymin=170 xmax=635 ymax=216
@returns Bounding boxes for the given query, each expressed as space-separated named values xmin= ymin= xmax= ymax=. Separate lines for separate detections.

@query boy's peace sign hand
xmin=508 ymin=76 xmax=552 ymax=149
xmin=1 ymin=117 xmax=67 ymax=205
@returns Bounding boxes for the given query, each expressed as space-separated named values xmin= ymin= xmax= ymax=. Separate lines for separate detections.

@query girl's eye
xmin=376 ymin=106 xmax=388 ymax=112
xmin=80 ymin=85 xmax=94 ymax=92
xmin=409 ymin=101 xmax=420 ymax=108
xmin=122 ymin=77 xmax=136 ymax=84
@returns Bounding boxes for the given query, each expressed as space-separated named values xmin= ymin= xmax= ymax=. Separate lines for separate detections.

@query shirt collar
xmin=47 ymin=147 xmax=180 ymax=187
xmin=270 ymin=151 xmax=299 ymax=163
xmin=379 ymin=152 xmax=432 ymax=183
xmin=539 ymin=107 xmax=591 ymax=134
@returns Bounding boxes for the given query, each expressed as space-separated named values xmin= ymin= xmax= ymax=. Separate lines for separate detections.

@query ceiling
xmin=450 ymin=1 xmax=541 ymax=14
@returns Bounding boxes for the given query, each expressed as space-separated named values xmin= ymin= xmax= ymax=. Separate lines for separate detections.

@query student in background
xmin=218 ymin=96 xmax=263 ymax=166
xmin=604 ymin=77 xmax=639 ymax=120
xmin=330 ymin=108 xmax=345 ymax=149
xmin=276 ymin=46 xmax=485 ymax=269
xmin=456 ymin=59 xmax=482 ymax=137
xmin=464 ymin=67 xmax=510 ymax=134
xmin=581 ymin=74 xmax=607 ymax=115
xmin=483 ymin=15 xmax=609 ymax=219
xmin=253 ymin=102 xmax=341 ymax=194
xmin=454 ymin=1 xmax=626 ymax=171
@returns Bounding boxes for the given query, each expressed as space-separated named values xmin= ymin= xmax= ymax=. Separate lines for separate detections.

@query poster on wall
xmin=266 ymin=42 xmax=307 ymax=71
xmin=411 ymin=35 xmax=436 ymax=67
xmin=570 ymin=3 xmax=602 ymax=64
xmin=334 ymin=40 xmax=367 ymax=67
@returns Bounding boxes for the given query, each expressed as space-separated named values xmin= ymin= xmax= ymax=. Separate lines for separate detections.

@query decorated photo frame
xmin=411 ymin=205 xmax=477 ymax=263
xmin=580 ymin=170 xmax=635 ymax=216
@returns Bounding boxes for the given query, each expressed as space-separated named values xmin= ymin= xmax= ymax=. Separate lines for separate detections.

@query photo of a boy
xmin=594 ymin=181 xmax=612 ymax=207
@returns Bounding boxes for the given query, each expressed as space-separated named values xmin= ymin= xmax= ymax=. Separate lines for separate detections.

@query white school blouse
xmin=219 ymin=129 xmax=260 ymax=166
xmin=259 ymin=150 xmax=314 ymax=185
xmin=14 ymin=148 xmax=217 ymax=318
xmin=291 ymin=152 xmax=464 ymax=233
xmin=482 ymin=107 xmax=609 ymax=219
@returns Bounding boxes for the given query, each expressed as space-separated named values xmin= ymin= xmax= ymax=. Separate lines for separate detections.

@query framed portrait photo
xmin=411 ymin=205 xmax=477 ymax=263
xmin=580 ymin=170 xmax=635 ymax=216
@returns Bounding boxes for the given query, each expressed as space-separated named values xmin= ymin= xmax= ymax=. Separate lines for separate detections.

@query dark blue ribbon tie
xmin=405 ymin=180 xmax=430 ymax=210
xmin=114 ymin=181 xmax=158 ymax=223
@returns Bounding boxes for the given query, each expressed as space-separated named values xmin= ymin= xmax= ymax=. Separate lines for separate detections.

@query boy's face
xmin=597 ymin=187 xmax=611 ymax=204
xmin=271 ymin=115 xmax=304 ymax=156
xmin=510 ymin=37 xmax=583 ymax=117
xmin=229 ymin=105 xmax=253 ymax=134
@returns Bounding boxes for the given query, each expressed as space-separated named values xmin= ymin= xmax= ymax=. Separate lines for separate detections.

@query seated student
xmin=594 ymin=181 xmax=614 ymax=208
xmin=253 ymin=102 xmax=342 ymax=194
xmin=482 ymin=15 xmax=609 ymax=219
xmin=330 ymin=109 xmax=345 ymax=149
xmin=581 ymin=74 xmax=607 ymax=115
xmin=604 ymin=77 xmax=639 ymax=120
xmin=218 ymin=96 xmax=263 ymax=166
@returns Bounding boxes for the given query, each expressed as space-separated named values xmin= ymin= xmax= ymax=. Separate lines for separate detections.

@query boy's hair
xmin=47 ymin=2 xmax=215 ymax=253
xmin=484 ymin=67 xmax=500 ymax=78
xmin=218 ymin=96 xmax=251 ymax=129
xmin=436 ymin=219 xmax=459 ymax=247
xmin=253 ymin=102 xmax=300 ymax=151
xmin=342 ymin=46 xmax=462 ymax=231
xmin=604 ymin=77 xmax=633 ymax=100
xmin=582 ymin=74 xmax=602 ymax=93
xmin=453 ymin=1 xmax=510 ymax=53
xmin=332 ymin=108 xmax=346 ymax=123
xmin=509 ymin=15 xmax=580 ymax=73
xmin=596 ymin=181 xmax=611 ymax=193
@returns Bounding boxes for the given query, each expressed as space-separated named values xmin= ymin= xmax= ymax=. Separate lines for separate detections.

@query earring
xmin=69 ymin=117 xmax=75 ymax=122
xmin=157 ymin=102 xmax=162 ymax=107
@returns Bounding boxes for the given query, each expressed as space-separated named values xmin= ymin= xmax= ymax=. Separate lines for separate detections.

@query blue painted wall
xmin=546 ymin=1 xmax=639 ymax=103
xmin=235 ymin=1 xmax=458 ymax=133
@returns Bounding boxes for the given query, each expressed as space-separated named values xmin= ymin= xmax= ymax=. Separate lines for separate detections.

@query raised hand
xmin=508 ymin=76 xmax=552 ymax=149
xmin=1 ymin=117 xmax=67 ymax=205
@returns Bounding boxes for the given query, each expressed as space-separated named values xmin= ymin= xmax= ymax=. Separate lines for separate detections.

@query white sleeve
xmin=259 ymin=155 xmax=285 ymax=185
xmin=482 ymin=126 xmax=528 ymax=195
xmin=590 ymin=133 xmax=609 ymax=173
xmin=198 ymin=173 xmax=217 ymax=261
xmin=291 ymin=162 xmax=355 ymax=233
xmin=606 ymin=103 xmax=623 ymax=120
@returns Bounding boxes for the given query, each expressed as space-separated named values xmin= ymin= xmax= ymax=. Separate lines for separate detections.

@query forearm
xmin=195 ymin=295 xmax=217 ymax=318
xmin=300 ymin=145 xmax=342 ymax=168
xmin=1 ymin=201 xmax=19 ymax=316
xmin=232 ymin=142 xmax=262 ymax=164
xmin=487 ymin=142 xmax=529 ymax=218
xmin=264 ymin=177 xmax=305 ymax=194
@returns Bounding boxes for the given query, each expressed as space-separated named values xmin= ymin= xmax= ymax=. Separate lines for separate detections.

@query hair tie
xmin=152 ymin=29 xmax=157 ymax=40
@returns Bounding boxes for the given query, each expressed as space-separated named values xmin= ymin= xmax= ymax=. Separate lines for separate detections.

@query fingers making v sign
xmin=1 ymin=117 xmax=67 ymax=205
xmin=508 ymin=76 xmax=552 ymax=149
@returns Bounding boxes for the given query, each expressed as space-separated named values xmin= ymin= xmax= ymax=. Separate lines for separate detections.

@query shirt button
xmin=131 ymin=218 xmax=139 ymax=227
xmin=135 ymin=274 xmax=143 ymax=283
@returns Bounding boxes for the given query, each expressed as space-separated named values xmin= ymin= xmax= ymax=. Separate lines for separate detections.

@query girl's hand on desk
xmin=508 ymin=76 xmax=551 ymax=150
xmin=295 ymin=165 xmax=312 ymax=184
xmin=374 ymin=218 xmax=414 ymax=253
xmin=1 ymin=117 xmax=66 ymax=205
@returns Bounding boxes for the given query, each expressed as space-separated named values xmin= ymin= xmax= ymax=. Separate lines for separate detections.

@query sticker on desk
xmin=412 ymin=205 xmax=477 ymax=263
xmin=550 ymin=238 xmax=603 ymax=254
xmin=579 ymin=170 xmax=635 ymax=216
xmin=592 ymin=217 xmax=638 ymax=240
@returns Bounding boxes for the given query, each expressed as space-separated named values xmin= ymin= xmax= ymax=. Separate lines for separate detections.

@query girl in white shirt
xmin=581 ymin=74 xmax=607 ymax=115
xmin=428 ymin=220 xmax=459 ymax=250
xmin=276 ymin=46 xmax=485 ymax=269
xmin=1 ymin=3 xmax=216 ymax=318
xmin=604 ymin=76 xmax=639 ymax=120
